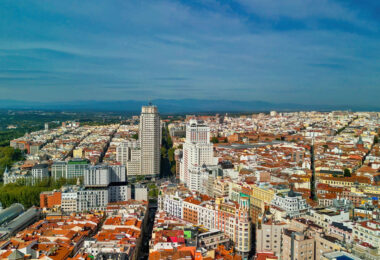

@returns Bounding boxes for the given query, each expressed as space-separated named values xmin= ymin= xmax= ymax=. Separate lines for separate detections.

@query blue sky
xmin=0 ymin=0 xmax=379 ymax=105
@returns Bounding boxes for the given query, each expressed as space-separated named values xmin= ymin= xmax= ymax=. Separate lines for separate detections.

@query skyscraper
xmin=139 ymin=105 xmax=161 ymax=177
xmin=180 ymin=119 xmax=214 ymax=185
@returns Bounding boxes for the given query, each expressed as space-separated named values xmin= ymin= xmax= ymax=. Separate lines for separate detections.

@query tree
xmin=0 ymin=147 xmax=24 ymax=179
xmin=161 ymin=147 xmax=167 ymax=158
xmin=170 ymin=164 xmax=176 ymax=175
xmin=132 ymin=133 xmax=138 ymax=140
xmin=374 ymin=135 xmax=379 ymax=144
xmin=211 ymin=137 xmax=219 ymax=144
xmin=0 ymin=177 xmax=79 ymax=208
xmin=344 ymin=168 xmax=351 ymax=177
xmin=166 ymin=135 xmax=173 ymax=149
xmin=148 ymin=183 xmax=159 ymax=198
xmin=137 ymin=175 xmax=145 ymax=182
xmin=168 ymin=148 xmax=175 ymax=163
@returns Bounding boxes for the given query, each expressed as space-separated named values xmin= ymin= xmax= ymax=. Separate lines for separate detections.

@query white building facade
xmin=180 ymin=120 xmax=214 ymax=186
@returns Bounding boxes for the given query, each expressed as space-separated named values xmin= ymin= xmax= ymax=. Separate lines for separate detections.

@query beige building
xmin=353 ymin=220 xmax=380 ymax=248
xmin=256 ymin=219 xmax=287 ymax=257
xmin=61 ymin=192 xmax=77 ymax=213
xmin=213 ymin=177 xmax=230 ymax=197
xmin=73 ymin=148 xmax=84 ymax=158
xmin=282 ymin=229 xmax=314 ymax=260
xmin=315 ymin=234 xmax=345 ymax=260
xmin=250 ymin=184 xmax=276 ymax=223
xmin=306 ymin=208 xmax=349 ymax=231
xmin=251 ymin=184 xmax=276 ymax=204
xmin=139 ymin=105 xmax=161 ymax=177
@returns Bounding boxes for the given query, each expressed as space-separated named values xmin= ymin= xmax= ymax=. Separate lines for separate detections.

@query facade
xmin=183 ymin=197 xmax=200 ymax=224
xmin=116 ymin=139 xmax=139 ymax=175
xmin=3 ymin=173 xmax=32 ymax=186
xmin=73 ymin=148 xmax=84 ymax=159
xmin=127 ymin=148 xmax=142 ymax=178
xmin=256 ymin=220 xmax=287 ymax=257
xmin=307 ymin=208 xmax=350 ymax=231
xmin=51 ymin=161 xmax=67 ymax=180
xmin=109 ymin=185 xmax=131 ymax=202
xmin=282 ymin=229 xmax=315 ymax=260
xmin=213 ymin=177 xmax=230 ymax=197
xmin=271 ymin=190 xmax=310 ymax=218
xmin=250 ymin=183 xmax=276 ymax=223
xmin=40 ymin=191 xmax=62 ymax=209
xmin=139 ymin=105 xmax=161 ymax=177
xmin=180 ymin=120 xmax=214 ymax=186
xmin=161 ymin=193 xmax=184 ymax=219
xmin=77 ymin=189 xmax=109 ymax=211
xmin=134 ymin=184 xmax=148 ymax=201
xmin=116 ymin=141 xmax=130 ymax=166
xmin=31 ymin=164 xmax=49 ymax=182
xmin=328 ymin=221 xmax=353 ymax=243
xmin=110 ymin=164 xmax=126 ymax=183
xmin=84 ymin=164 xmax=127 ymax=188
xmin=315 ymin=234 xmax=344 ymax=260
xmin=84 ymin=165 xmax=111 ymax=187
xmin=353 ymin=220 xmax=380 ymax=247
xmin=3 ymin=167 xmax=33 ymax=185
xmin=29 ymin=144 xmax=40 ymax=155
xmin=215 ymin=197 xmax=251 ymax=256
xmin=197 ymin=230 xmax=230 ymax=251
xmin=188 ymin=165 xmax=220 ymax=193
xmin=61 ymin=191 xmax=78 ymax=213
xmin=198 ymin=202 xmax=217 ymax=229
xmin=66 ymin=159 xmax=89 ymax=179
xmin=59 ymin=183 xmax=137 ymax=213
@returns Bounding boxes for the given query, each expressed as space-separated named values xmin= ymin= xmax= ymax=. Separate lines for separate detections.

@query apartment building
xmin=271 ymin=190 xmax=310 ymax=218
xmin=256 ymin=219 xmax=287 ymax=257
xmin=353 ymin=220 xmax=380 ymax=248
xmin=306 ymin=208 xmax=349 ymax=231
xmin=282 ymin=229 xmax=315 ymax=260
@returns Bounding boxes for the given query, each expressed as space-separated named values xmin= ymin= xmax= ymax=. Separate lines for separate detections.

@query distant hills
xmin=0 ymin=99 xmax=379 ymax=113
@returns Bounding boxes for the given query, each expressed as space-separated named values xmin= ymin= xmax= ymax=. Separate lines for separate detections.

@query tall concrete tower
xmin=139 ymin=105 xmax=161 ymax=178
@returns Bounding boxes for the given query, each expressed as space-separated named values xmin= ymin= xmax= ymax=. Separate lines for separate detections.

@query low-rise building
xmin=271 ymin=190 xmax=310 ymax=218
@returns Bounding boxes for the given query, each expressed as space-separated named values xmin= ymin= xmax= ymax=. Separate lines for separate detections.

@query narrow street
xmin=137 ymin=203 xmax=158 ymax=260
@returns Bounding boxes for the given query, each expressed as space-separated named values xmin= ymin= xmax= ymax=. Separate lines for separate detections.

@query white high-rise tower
xmin=139 ymin=105 xmax=161 ymax=177
xmin=180 ymin=119 xmax=214 ymax=185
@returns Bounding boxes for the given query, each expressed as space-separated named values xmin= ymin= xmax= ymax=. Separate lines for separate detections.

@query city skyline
xmin=1 ymin=105 xmax=380 ymax=259
xmin=1 ymin=0 xmax=380 ymax=106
